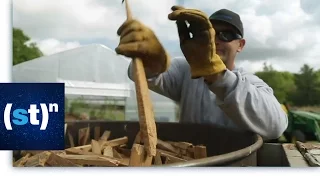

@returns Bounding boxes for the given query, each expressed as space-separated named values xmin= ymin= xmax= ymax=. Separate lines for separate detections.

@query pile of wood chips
xmin=13 ymin=129 xmax=207 ymax=167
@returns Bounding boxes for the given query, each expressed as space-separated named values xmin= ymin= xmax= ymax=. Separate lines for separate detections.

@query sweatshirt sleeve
xmin=127 ymin=57 xmax=188 ymax=102
xmin=208 ymin=69 xmax=288 ymax=140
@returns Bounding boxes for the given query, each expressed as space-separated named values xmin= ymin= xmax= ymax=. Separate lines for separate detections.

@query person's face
xmin=211 ymin=21 xmax=246 ymax=70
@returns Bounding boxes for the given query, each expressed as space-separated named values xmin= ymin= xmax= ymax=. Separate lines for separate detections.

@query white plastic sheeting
xmin=12 ymin=44 xmax=177 ymax=122
xmin=57 ymin=78 xmax=131 ymax=98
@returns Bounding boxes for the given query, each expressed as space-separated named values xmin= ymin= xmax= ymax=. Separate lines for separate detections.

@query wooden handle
xmin=123 ymin=0 xmax=132 ymax=20
xmin=132 ymin=59 xmax=157 ymax=156
xmin=122 ymin=0 xmax=157 ymax=157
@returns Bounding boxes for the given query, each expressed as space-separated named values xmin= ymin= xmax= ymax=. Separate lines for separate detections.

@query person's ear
xmin=237 ymin=39 xmax=246 ymax=52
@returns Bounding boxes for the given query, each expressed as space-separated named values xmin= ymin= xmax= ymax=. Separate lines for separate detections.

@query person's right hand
xmin=115 ymin=19 xmax=170 ymax=74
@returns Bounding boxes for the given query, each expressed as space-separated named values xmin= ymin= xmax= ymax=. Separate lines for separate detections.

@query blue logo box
xmin=0 ymin=83 xmax=65 ymax=150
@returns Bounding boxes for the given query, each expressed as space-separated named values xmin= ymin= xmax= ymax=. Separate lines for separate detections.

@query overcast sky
xmin=12 ymin=0 xmax=320 ymax=73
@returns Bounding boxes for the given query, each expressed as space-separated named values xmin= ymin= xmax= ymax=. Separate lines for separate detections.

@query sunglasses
xmin=216 ymin=31 xmax=242 ymax=42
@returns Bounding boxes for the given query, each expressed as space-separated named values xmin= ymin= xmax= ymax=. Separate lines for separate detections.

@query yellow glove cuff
xmin=190 ymin=55 xmax=226 ymax=79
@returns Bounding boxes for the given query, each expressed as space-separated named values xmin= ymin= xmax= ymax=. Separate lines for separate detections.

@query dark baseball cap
xmin=209 ymin=9 xmax=244 ymax=37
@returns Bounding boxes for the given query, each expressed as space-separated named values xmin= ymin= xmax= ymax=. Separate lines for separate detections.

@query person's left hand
xmin=168 ymin=5 xmax=226 ymax=79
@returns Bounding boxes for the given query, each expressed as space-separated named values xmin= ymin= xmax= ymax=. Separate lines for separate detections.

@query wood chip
xmin=21 ymin=150 xmax=43 ymax=156
xmin=113 ymin=148 xmax=124 ymax=159
xmin=154 ymin=151 xmax=162 ymax=165
xmin=13 ymin=153 xmax=31 ymax=167
xmin=129 ymin=144 xmax=152 ymax=166
xmin=14 ymin=129 xmax=207 ymax=167
xmin=120 ymin=158 xmax=130 ymax=166
xmin=60 ymin=154 xmax=120 ymax=167
xmin=46 ymin=153 xmax=78 ymax=167
xmin=24 ymin=151 xmax=51 ymax=167
xmin=103 ymin=146 xmax=114 ymax=157
xmin=116 ymin=147 xmax=131 ymax=157
xmin=91 ymin=140 xmax=102 ymax=155
xmin=194 ymin=145 xmax=207 ymax=159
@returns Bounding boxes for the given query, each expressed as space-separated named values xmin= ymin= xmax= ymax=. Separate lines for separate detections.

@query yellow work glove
xmin=168 ymin=6 xmax=226 ymax=78
xmin=115 ymin=19 xmax=170 ymax=75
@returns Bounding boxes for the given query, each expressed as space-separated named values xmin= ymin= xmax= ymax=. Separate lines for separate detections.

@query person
xmin=115 ymin=5 xmax=288 ymax=140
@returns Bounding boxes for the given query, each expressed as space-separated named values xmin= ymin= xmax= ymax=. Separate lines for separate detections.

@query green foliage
xmin=255 ymin=63 xmax=320 ymax=106
xmin=290 ymin=65 xmax=320 ymax=106
xmin=66 ymin=97 xmax=125 ymax=120
xmin=13 ymin=28 xmax=43 ymax=65
xmin=255 ymin=63 xmax=296 ymax=103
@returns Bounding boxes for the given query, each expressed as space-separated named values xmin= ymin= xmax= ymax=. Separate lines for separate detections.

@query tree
xmin=262 ymin=62 xmax=274 ymax=72
xmin=290 ymin=64 xmax=320 ymax=105
xmin=13 ymin=28 xmax=43 ymax=65
xmin=255 ymin=63 xmax=296 ymax=103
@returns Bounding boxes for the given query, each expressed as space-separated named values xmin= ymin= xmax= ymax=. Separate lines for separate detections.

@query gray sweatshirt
xmin=128 ymin=57 xmax=288 ymax=140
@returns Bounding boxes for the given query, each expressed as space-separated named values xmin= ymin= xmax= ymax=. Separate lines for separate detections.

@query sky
xmin=12 ymin=0 xmax=320 ymax=73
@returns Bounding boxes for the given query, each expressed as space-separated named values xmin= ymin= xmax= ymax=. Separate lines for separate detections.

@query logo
xmin=4 ymin=103 xmax=59 ymax=130
xmin=0 ymin=83 xmax=65 ymax=150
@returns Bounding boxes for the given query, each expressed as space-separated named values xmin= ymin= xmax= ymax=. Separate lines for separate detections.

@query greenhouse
xmin=12 ymin=44 xmax=178 ymax=122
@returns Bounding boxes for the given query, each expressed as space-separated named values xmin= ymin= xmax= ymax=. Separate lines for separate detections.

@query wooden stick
xmin=160 ymin=152 xmax=187 ymax=164
xmin=296 ymin=141 xmax=320 ymax=167
xmin=65 ymin=148 xmax=96 ymax=155
xmin=82 ymin=126 xmax=90 ymax=145
xmin=94 ymin=126 xmax=101 ymax=140
xmin=156 ymin=149 xmax=193 ymax=161
xmin=78 ymin=127 xmax=90 ymax=145
xmin=133 ymin=58 xmax=157 ymax=157
xmin=168 ymin=141 xmax=194 ymax=150
xmin=157 ymin=139 xmax=179 ymax=154
xmin=67 ymin=131 xmax=75 ymax=147
xmin=64 ymin=123 xmax=68 ymax=136
xmin=102 ymin=136 xmax=128 ymax=147
xmin=122 ymin=0 xmax=157 ymax=158
xmin=100 ymin=130 xmax=111 ymax=141
xmin=78 ymin=128 xmax=86 ymax=145
xmin=68 ymin=144 xmax=91 ymax=152
xmin=60 ymin=155 xmax=120 ymax=167
xmin=133 ymin=131 xmax=142 ymax=144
